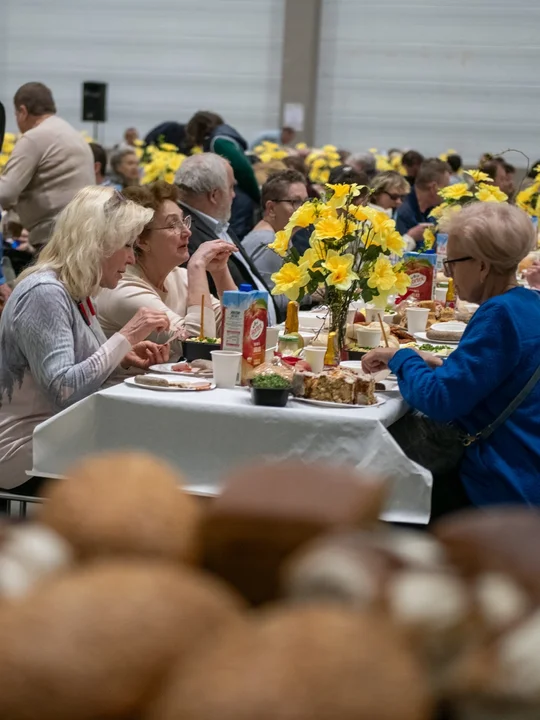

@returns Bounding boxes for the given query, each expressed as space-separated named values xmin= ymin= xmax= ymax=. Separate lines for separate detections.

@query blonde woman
xmin=0 ymin=186 xmax=170 ymax=492
xmin=368 ymin=171 xmax=410 ymax=217
xmin=363 ymin=202 xmax=540 ymax=513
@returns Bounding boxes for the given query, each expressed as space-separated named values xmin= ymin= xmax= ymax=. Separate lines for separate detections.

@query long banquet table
xmin=31 ymin=383 xmax=432 ymax=524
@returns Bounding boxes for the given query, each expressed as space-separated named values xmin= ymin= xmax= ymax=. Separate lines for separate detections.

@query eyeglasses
xmin=272 ymin=198 xmax=306 ymax=210
xmin=443 ymin=256 xmax=473 ymax=278
xmin=151 ymin=215 xmax=192 ymax=233
xmin=383 ymin=191 xmax=408 ymax=202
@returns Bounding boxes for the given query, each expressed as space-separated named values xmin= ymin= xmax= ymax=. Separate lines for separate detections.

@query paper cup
xmin=347 ymin=308 xmax=356 ymax=325
xmin=266 ymin=326 xmax=280 ymax=349
xmin=356 ymin=326 xmax=382 ymax=348
xmin=210 ymin=350 xmax=242 ymax=388
xmin=406 ymin=307 xmax=430 ymax=334
xmin=265 ymin=347 xmax=276 ymax=363
xmin=304 ymin=346 xmax=326 ymax=373
xmin=434 ymin=287 xmax=448 ymax=303
xmin=364 ymin=305 xmax=381 ymax=323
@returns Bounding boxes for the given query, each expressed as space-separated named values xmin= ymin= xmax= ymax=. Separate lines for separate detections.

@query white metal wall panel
xmin=2 ymin=0 xmax=285 ymax=146
xmin=316 ymin=0 xmax=540 ymax=164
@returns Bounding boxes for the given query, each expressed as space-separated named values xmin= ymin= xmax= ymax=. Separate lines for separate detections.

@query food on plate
xmin=425 ymin=327 xmax=463 ymax=343
xmin=354 ymin=310 xmax=366 ymax=323
xmin=171 ymin=359 xmax=213 ymax=376
xmin=292 ymin=367 xmax=376 ymax=405
xmin=418 ymin=344 xmax=454 ymax=356
xmin=134 ymin=375 xmax=212 ymax=390
xmin=390 ymin=326 xmax=416 ymax=344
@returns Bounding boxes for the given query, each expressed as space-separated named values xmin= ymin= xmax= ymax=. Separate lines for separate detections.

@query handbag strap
xmin=463 ymin=362 xmax=540 ymax=446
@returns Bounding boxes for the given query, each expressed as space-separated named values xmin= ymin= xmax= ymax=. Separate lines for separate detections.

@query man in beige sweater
xmin=0 ymin=82 xmax=95 ymax=249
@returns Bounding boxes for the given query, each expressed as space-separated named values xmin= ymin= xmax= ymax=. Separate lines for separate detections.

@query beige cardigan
xmin=97 ymin=265 xmax=222 ymax=356
xmin=0 ymin=116 xmax=95 ymax=247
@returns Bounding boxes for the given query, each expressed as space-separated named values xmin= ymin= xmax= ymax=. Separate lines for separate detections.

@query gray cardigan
xmin=0 ymin=270 xmax=130 ymax=411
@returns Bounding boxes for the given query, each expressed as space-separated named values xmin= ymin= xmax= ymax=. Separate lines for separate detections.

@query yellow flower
xmin=393 ymin=268 xmax=412 ymax=296
xmin=326 ymin=183 xmax=361 ymax=209
xmin=475 ymin=183 xmax=508 ymax=203
xmin=375 ymin=155 xmax=393 ymax=172
xmin=367 ymin=256 xmax=397 ymax=293
xmin=133 ymin=139 xmax=145 ymax=147
xmin=268 ymin=229 xmax=290 ymax=257
xmin=423 ymin=227 xmax=436 ymax=250
xmin=288 ymin=202 xmax=318 ymax=229
xmin=314 ymin=215 xmax=346 ymax=241
xmin=322 ymin=251 xmax=358 ymax=291
xmin=466 ymin=169 xmax=492 ymax=183
xmin=160 ymin=142 xmax=178 ymax=152
xmin=191 ymin=145 xmax=203 ymax=155
xmin=430 ymin=203 xmax=447 ymax=220
xmin=347 ymin=204 xmax=373 ymax=222
xmin=386 ymin=230 xmax=406 ymax=256
xmin=296 ymin=142 xmax=307 ymax=150
xmin=369 ymin=209 xmax=396 ymax=236
xmin=271 ymin=263 xmax=310 ymax=301
xmin=516 ymin=185 xmax=536 ymax=212
xmin=438 ymin=183 xmax=473 ymax=201
xmin=301 ymin=242 xmax=326 ymax=272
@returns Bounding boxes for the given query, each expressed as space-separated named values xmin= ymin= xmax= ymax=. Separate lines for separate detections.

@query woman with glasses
xmin=368 ymin=171 xmax=411 ymax=218
xmin=97 ymin=181 xmax=237 ymax=356
xmin=243 ymin=170 xmax=308 ymax=315
xmin=362 ymin=202 xmax=540 ymax=513
xmin=0 ymin=186 xmax=171 ymax=492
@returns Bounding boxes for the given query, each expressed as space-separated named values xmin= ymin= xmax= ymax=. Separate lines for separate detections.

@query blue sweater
xmin=389 ymin=287 xmax=540 ymax=506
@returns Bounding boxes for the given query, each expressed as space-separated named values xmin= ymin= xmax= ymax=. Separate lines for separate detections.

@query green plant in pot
xmin=251 ymin=373 xmax=292 ymax=407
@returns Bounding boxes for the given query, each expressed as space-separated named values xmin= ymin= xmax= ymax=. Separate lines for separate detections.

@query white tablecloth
xmin=32 ymin=384 xmax=432 ymax=524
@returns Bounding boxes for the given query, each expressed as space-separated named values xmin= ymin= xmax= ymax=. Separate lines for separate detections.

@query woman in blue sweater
xmin=363 ymin=202 xmax=540 ymax=511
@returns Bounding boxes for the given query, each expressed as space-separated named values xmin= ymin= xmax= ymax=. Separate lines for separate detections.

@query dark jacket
xmin=204 ymin=124 xmax=248 ymax=153
xmin=179 ymin=202 xmax=281 ymax=321
xmin=396 ymin=188 xmax=434 ymax=235
xmin=144 ymin=122 xmax=188 ymax=152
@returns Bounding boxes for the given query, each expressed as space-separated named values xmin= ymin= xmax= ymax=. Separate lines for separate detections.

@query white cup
xmin=406 ymin=307 xmax=430 ymax=334
xmin=356 ymin=326 xmax=382 ymax=348
xmin=347 ymin=308 xmax=356 ymax=325
xmin=266 ymin=326 xmax=280 ymax=349
xmin=210 ymin=350 xmax=242 ymax=388
xmin=265 ymin=347 xmax=276 ymax=363
xmin=364 ymin=305 xmax=380 ymax=323
xmin=304 ymin=346 xmax=326 ymax=373
xmin=434 ymin=287 xmax=448 ymax=303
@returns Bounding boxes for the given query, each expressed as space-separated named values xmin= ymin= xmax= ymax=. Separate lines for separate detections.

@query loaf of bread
xmin=202 ymin=463 xmax=387 ymax=605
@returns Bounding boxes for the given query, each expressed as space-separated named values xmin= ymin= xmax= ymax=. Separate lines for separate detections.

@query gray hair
xmin=175 ymin=153 xmax=229 ymax=195
xmin=110 ymin=147 xmax=137 ymax=173
xmin=349 ymin=152 xmax=377 ymax=176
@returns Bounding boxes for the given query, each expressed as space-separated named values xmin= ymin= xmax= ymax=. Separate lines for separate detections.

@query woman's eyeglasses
xmin=152 ymin=215 xmax=192 ymax=233
xmin=272 ymin=198 xmax=306 ymax=210
xmin=443 ymin=256 xmax=473 ymax=278
xmin=383 ymin=191 xmax=408 ymax=202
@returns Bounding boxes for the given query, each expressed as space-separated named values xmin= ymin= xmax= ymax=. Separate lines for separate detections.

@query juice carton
xmin=435 ymin=232 xmax=448 ymax=273
xmin=221 ymin=287 xmax=268 ymax=384
xmin=397 ymin=252 xmax=437 ymax=303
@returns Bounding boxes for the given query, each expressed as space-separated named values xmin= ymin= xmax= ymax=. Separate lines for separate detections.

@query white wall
xmin=2 ymin=0 xmax=285 ymax=147
xmin=316 ymin=0 xmax=540 ymax=165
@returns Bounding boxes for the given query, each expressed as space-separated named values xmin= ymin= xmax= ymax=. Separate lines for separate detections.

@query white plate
xmin=292 ymin=394 xmax=386 ymax=409
xmin=430 ymin=321 xmax=467 ymax=335
xmin=149 ymin=363 xmax=213 ymax=377
xmin=414 ymin=332 xmax=459 ymax=346
xmin=124 ymin=375 xmax=215 ymax=392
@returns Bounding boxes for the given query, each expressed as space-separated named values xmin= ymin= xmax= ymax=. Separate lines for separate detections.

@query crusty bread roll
xmin=0 ymin=560 xmax=244 ymax=720
xmin=144 ymin=605 xmax=432 ymax=720
xmin=39 ymin=453 xmax=201 ymax=564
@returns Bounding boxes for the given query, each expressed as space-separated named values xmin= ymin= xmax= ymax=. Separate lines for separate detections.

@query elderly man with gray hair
xmin=175 ymin=153 xmax=279 ymax=324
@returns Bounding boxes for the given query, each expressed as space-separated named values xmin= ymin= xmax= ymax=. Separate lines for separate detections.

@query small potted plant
xmin=250 ymin=373 xmax=292 ymax=407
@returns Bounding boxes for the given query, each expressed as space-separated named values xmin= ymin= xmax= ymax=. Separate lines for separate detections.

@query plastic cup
xmin=356 ymin=326 xmax=382 ymax=348
xmin=266 ymin=326 xmax=280 ymax=349
xmin=406 ymin=307 xmax=430 ymax=334
xmin=434 ymin=287 xmax=448 ymax=303
xmin=210 ymin=351 xmax=242 ymax=388
xmin=304 ymin=346 xmax=326 ymax=373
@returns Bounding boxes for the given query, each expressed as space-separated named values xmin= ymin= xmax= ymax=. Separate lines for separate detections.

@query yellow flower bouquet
xmin=516 ymin=166 xmax=540 ymax=218
xmin=138 ymin=140 xmax=186 ymax=185
xmin=422 ymin=169 xmax=508 ymax=251
xmin=269 ymin=183 xmax=410 ymax=349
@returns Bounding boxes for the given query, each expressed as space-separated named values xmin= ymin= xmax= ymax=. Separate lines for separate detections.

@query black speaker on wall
xmin=82 ymin=82 xmax=107 ymax=123
xmin=0 ymin=101 xmax=5 ymax=152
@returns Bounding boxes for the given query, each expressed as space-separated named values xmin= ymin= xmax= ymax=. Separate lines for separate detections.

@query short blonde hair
xmin=446 ymin=202 xmax=536 ymax=274
xmin=19 ymin=186 xmax=153 ymax=299
xmin=370 ymin=171 xmax=410 ymax=202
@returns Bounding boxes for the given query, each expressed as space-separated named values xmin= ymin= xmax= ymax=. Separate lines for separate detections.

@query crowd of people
xmin=0 ymin=80 xmax=539 ymax=518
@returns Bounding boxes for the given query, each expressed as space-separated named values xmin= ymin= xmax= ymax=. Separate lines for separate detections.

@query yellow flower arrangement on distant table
xmin=139 ymin=142 xmax=186 ymax=185
xmin=306 ymin=145 xmax=341 ymax=184
xmin=0 ymin=132 xmax=18 ymax=172
xmin=269 ymin=182 xmax=410 ymax=349
xmin=516 ymin=167 xmax=540 ymax=218
xmin=253 ymin=141 xmax=289 ymax=164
